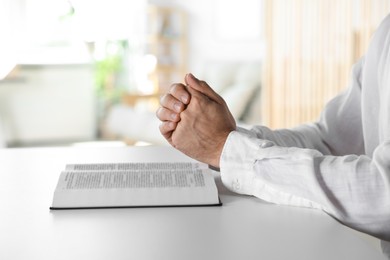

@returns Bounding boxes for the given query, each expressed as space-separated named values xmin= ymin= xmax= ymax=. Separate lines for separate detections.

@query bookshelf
xmin=145 ymin=5 xmax=188 ymax=94
xmin=120 ymin=6 xmax=187 ymax=111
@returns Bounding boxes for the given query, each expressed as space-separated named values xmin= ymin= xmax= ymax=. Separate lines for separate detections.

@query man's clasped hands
xmin=156 ymin=73 xmax=236 ymax=168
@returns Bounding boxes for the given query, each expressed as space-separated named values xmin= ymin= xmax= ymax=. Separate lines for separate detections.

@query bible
xmin=50 ymin=162 xmax=221 ymax=209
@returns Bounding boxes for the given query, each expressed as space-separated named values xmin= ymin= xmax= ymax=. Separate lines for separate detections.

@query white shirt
xmin=220 ymin=14 xmax=390 ymax=255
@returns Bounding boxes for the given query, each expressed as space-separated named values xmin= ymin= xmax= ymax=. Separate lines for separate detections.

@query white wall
xmin=148 ymin=0 xmax=264 ymax=75
xmin=0 ymin=64 xmax=96 ymax=146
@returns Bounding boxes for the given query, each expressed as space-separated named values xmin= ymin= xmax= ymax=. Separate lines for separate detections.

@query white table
xmin=0 ymin=146 xmax=386 ymax=260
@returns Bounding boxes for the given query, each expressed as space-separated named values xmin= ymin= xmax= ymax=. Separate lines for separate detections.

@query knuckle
xmin=170 ymin=83 xmax=180 ymax=89
xmin=157 ymin=107 xmax=171 ymax=121
xmin=169 ymin=84 xmax=181 ymax=94
xmin=156 ymin=107 xmax=162 ymax=119
xmin=171 ymin=112 xmax=180 ymax=122
xmin=159 ymin=94 xmax=169 ymax=105
xmin=159 ymin=123 xmax=165 ymax=134
xmin=191 ymin=95 xmax=200 ymax=104
xmin=190 ymin=95 xmax=204 ymax=109
xmin=170 ymin=83 xmax=188 ymax=98
xmin=159 ymin=121 xmax=166 ymax=129
xmin=160 ymin=124 xmax=173 ymax=137
xmin=160 ymin=94 xmax=177 ymax=111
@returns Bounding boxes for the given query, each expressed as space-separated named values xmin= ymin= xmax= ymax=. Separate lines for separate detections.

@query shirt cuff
xmin=219 ymin=129 xmax=326 ymax=211
xmin=220 ymin=130 xmax=275 ymax=195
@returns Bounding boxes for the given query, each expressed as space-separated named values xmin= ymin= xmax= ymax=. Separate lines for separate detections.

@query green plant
xmin=94 ymin=40 xmax=129 ymax=104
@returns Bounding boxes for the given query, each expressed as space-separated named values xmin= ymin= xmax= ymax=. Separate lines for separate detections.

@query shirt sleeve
xmin=220 ymin=59 xmax=390 ymax=241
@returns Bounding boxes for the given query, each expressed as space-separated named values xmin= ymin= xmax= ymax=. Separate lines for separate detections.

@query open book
xmin=50 ymin=162 xmax=221 ymax=209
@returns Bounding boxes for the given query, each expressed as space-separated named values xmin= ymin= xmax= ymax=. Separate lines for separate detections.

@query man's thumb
xmin=185 ymin=73 xmax=222 ymax=103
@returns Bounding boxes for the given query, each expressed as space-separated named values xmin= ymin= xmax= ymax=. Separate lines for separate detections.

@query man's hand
xmin=156 ymin=83 xmax=191 ymax=145
xmin=157 ymin=73 xmax=236 ymax=168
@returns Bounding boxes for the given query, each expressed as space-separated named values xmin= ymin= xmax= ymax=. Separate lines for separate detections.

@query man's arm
xmin=156 ymin=70 xmax=390 ymax=242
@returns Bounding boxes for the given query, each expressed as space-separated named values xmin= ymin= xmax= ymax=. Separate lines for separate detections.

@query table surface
xmin=0 ymin=145 xmax=386 ymax=260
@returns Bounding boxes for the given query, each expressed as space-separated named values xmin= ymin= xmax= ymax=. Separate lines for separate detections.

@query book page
xmin=59 ymin=170 xmax=208 ymax=190
xmin=51 ymin=163 xmax=220 ymax=209
xmin=65 ymin=162 xmax=208 ymax=172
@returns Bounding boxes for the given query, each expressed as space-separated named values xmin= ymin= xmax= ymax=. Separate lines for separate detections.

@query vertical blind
xmin=262 ymin=0 xmax=390 ymax=129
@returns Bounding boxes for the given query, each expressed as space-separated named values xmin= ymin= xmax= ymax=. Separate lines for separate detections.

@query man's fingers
xmin=184 ymin=73 xmax=223 ymax=103
xmin=160 ymin=93 xmax=186 ymax=113
xmin=156 ymin=107 xmax=180 ymax=122
xmin=159 ymin=121 xmax=177 ymax=142
xmin=157 ymin=83 xmax=190 ymax=144
xmin=169 ymin=83 xmax=191 ymax=105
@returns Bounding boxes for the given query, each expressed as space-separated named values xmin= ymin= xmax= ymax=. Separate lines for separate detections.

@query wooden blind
xmin=262 ymin=0 xmax=390 ymax=129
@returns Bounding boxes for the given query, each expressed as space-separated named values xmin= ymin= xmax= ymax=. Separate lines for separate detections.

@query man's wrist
xmin=209 ymin=130 xmax=234 ymax=168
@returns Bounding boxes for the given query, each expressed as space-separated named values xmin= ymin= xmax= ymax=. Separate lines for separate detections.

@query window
xmin=0 ymin=0 xmax=146 ymax=65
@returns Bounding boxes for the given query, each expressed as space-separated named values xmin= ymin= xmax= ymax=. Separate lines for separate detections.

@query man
xmin=156 ymin=14 xmax=390 ymax=256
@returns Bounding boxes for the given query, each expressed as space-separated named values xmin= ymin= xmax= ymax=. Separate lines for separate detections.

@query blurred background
xmin=0 ymin=0 xmax=388 ymax=148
